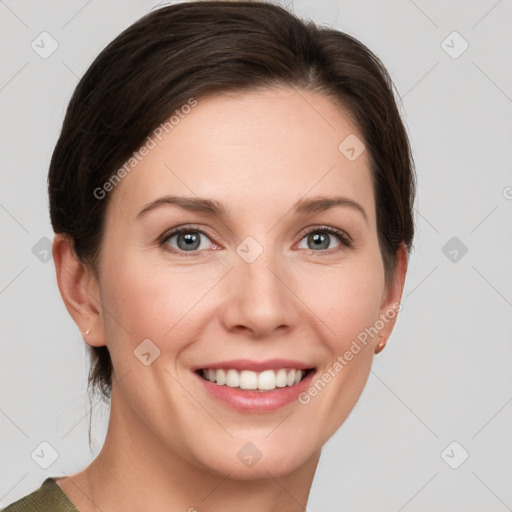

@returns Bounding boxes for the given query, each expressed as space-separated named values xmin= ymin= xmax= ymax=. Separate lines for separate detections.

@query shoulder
xmin=1 ymin=478 xmax=79 ymax=512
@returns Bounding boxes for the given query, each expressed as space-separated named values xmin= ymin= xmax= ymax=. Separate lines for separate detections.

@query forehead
xmin=107 ymin=87 xmax=374 ymax=222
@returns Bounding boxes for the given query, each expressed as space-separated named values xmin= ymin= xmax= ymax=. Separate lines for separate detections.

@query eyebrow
xmin=294 ymin=196 xmax=368 ymax=224
xmin=137 ymin=194 xmax=368 ymax=224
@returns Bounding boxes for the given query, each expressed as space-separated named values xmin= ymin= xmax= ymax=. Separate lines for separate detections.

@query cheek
xmin=97 ymin=255 xmax=207 ymax=410
xmin=296 ymin=263 xmax=384 ymax=434
xmin=99 ymin=251 xmax=219 ymax=356
xmin=297 ymin=255 xmax=385 ymax=352
xmin=96 ymin=272 xmax=207 ymax=468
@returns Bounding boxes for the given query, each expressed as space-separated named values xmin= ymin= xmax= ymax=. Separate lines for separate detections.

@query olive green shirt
xmin=1 ymin=478 xmax=79 ymax=512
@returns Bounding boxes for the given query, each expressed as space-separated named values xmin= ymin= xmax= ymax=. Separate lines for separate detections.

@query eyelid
xmin=160 ymin=223 xmax=215 ymax=240
xmin=296 ymin=224 xmax=352 ymax=244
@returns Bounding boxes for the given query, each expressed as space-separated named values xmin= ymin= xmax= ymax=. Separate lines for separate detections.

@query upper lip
xmin=193 ymin=359 xmax=315 ymax=372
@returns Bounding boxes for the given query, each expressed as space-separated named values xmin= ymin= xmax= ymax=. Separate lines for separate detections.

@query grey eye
xmin=165 ymin=230 xmax=211 ymax=251
xmin=298 ymin=230 xmax=342 ymax=251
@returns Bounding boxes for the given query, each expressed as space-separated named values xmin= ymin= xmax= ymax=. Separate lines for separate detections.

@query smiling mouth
xmin=196 ymin=367 xmax=315 ymax=391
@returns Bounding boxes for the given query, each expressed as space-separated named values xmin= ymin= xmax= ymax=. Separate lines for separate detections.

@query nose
xmin=219 ymin=247 xmax=300 ymax=339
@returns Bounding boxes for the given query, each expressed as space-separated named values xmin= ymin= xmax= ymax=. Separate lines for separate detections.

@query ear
xmin=374 ymin=242 xmax=408 ymax=354
xmin=52 ymin=234 xmax=106 ymax=348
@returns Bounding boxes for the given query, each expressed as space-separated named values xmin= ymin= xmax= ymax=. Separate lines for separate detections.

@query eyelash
xmin=159 ymin=224 xmax=352 ymax=257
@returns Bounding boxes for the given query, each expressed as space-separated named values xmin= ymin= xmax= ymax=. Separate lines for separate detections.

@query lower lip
xmin=194 ymin=370 xmax=316 ymax=412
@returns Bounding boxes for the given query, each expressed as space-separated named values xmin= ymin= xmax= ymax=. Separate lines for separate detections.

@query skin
xmin=52 ymin=87 xmax=407 ymax=511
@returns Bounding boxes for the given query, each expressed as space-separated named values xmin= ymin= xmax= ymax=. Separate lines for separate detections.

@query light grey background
xmin=1 ymin=1 xmax=511 ymax=510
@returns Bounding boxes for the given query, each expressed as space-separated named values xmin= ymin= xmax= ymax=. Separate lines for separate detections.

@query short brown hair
xmin=48 ymin=1 xmax=415 ymax=406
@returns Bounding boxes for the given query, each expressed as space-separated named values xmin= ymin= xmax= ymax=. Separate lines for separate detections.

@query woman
xmin=2 ymin=1 xmax=414 ymax=510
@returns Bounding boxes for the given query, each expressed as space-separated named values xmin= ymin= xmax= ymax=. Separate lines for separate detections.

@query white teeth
xmin=257 ymin=370 xmax=276 ymax=390
xmin=226 ymin=369 xmax=240 ymax=387
xmin=275 ymin=368 xmax=287 ymax=387
xmin=240 ymin=370 xmax=258 ymax=390
xmin=200 ymin=368 xmax=308 ymax=391
xmin=216 ymin=369 xmax=226 ymax=385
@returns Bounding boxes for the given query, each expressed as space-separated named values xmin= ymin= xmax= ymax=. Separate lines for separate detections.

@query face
xmin=90 ymin=87 xmax=404 ymax=479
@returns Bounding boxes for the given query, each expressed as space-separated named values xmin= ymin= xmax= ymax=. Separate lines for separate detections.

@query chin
xmin=191 ymin=438 xmax=319 ymax=481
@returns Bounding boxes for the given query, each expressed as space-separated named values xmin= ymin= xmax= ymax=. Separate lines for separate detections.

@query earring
xmin=83 ymin=329 xmax=90 ymax=336
xmin=375 ymin=335 xmax=387 ymax=354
